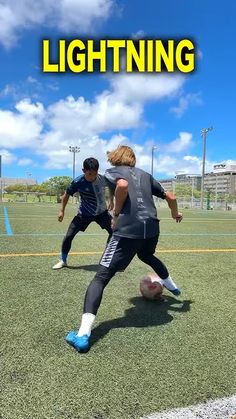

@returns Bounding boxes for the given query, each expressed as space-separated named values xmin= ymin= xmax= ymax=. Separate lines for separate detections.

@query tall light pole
xmin=69 ymin=146 xmax=80 ymax=179
xmin=200 ymin=127 xmax=213 ymax=210
xmin=25 ymin=172 xmax=32 ymax=203
xmin=215 ymin=173 xmax=218 ymax=209
xmin=151 ymin=146 xmax=157 ymax=177
xmin=188 ymin=175 xmax=195 ymax=208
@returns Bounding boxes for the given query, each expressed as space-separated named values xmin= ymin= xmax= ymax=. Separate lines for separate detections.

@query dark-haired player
xmin=52 ymin=157 xmax=113 ymax=269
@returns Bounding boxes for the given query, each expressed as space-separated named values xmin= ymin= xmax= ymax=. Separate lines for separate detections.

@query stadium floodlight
xmin=200 ymin=127 xmax=213 ymax=210
xmin=69 ymin=146 xmax=80 ymax=179
xmin=25 ymin=172 xmax=32 ymax=203
xmin=151 ymin=146 xmax=158 ymax=177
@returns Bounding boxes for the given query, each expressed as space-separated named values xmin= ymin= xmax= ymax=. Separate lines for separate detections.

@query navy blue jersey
xmin=105 ymin=166 xmax=166 ymax=239
xmin=66 ymin=174 xmax=107 ymax=216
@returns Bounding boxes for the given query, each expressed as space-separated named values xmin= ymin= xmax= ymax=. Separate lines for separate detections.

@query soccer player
xmin=52 ymin=157 xmax=113 ymax=269
xmin=65 ymin=145 xmax=183 ymax=351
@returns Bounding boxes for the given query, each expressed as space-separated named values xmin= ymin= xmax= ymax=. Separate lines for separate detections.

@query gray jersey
xmin=104 ymin=166 xmax=166 ymax=239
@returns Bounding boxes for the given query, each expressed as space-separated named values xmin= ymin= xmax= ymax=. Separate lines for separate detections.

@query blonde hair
xmin=107 ymin=145 xmax=136 ymax=167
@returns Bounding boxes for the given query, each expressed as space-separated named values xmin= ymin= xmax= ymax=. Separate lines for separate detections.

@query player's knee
xmin=94 ymin=266 xmax=114 ymax=286
xmin=137 ymin=252 xmax=152 ymax=263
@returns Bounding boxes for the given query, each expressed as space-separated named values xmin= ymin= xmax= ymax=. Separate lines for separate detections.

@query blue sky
xmin=0 ymin=0 xmax=235 ymax=183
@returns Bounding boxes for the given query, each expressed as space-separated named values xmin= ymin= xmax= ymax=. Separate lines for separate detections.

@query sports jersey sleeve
xmin=66 ymin=180 xmax=79 ymax=196
xmin=151 ymin=177 xmax=166 ymax=199
xmin=105 ymin=168 xmax=129 ymax=183
xmin=104 ymin=168 xmax=128 ymax=192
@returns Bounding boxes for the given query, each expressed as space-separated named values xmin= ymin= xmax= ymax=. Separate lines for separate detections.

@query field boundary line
xmin=3 ymin=207 xmax=13 ymax=236
xmin=0 ymin=248 xmax=236 ymax=258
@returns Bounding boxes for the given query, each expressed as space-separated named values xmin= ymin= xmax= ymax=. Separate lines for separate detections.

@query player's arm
xmin=113 ymin=178 xmax=129 ymax=216
xmin=111 ymin=178 xmax=128 ymax=229
xmin=106 ymin=186 xmax=115 ymax=211
xmin=164 ymin=191 xmax=183 ymax=223
xmin=58 ymin=192 xmax=70 ymax=222
xmin=151 ymin=177 xmax=182 ymax=223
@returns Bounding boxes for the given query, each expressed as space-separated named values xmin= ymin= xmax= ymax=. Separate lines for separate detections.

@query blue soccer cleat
xmin=170 ymin=288 xmax=181 ymax=296
xmin=65 ymin=331 xmax=90 ymax=352
xmin=161 ymin=278 xmax=181 ymax=296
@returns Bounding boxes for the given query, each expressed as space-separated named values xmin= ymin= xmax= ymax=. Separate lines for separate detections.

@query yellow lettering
xmin=126 ymin=40 xmax=145 ymax=72
xmin=107 ymin=40 xmax=125 ymax=72
xmin=41 ymin=37 xmax=196 ymax=74
xmin=176 ymin=40 xmax=195 ymax=72
xmin=87 ymin=40 xmax=106 ymax=72
xmin=67 ymin=40 xmax=86 ymax=73
xmin=147 ymin=40 xmax=153 ymax=72
xmin=59 ymin=40 xmax=66 ymax=72
xmin=42 ymin=40 xmax=59 ymax=72
xmin=155 ymin=40 xmax=174 ymax=72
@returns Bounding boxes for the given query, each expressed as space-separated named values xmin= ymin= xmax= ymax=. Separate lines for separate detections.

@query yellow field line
xmin=0 ymin=249 xmax=235 ymax=258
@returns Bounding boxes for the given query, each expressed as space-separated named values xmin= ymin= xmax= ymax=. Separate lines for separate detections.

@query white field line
xmin=141 ymin=395 xmax=236 ymax=419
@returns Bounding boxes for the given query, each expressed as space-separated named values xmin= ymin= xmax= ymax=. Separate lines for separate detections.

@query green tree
xmin=175 ymin=184 xmax=192 ymax=198
xmin=42 ymin=176 xmax=72 ymax=203
xmin=5 ymin=184 xmax=27 ymax=193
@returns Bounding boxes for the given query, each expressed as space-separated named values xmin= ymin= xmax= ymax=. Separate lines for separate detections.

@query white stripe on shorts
xmin=100 ymin=237 xmax=119 ymax=268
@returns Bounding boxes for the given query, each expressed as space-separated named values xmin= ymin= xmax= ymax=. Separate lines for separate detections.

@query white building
xmin=159 ymin=174 xmax=201 ymax=192
xmin=204 ymin=164 xmax=236 ymax=195
xmin=0 ymin=177 xmax=37 ymax=189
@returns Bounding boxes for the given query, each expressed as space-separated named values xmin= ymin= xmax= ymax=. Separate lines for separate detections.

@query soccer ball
xmin=140 ymin=273 xmax=164 ymax=300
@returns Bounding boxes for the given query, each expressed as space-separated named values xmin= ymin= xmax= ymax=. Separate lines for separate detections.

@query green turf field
xmin=1 ymin=203 xmax=236 ymax=419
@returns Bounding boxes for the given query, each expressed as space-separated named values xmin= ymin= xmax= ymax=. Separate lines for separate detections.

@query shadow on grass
xmin=91 ymin=296 xmax=193 ymax=347
xmin=67 ymin=264 xmax=99 ymax=272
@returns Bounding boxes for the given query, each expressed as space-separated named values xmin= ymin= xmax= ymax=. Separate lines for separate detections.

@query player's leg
xmin=95 ymin=210 xmax=113 ymax=243
xmin=65 ymin=237 xmax=138 ymax=351
xmin=52 ymin=215 xmax=90 ymax=269
xmin=137 ymin=236 xmax=181 ymax=296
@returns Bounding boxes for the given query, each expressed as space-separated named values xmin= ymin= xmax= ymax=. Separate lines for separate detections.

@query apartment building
xmin=0 ymin=177 xmax=37 ymax=189
xmin=204 ymin=164 xmax=236 ymax=195
xmin=159 ymin=174 xmax=201 ymax=192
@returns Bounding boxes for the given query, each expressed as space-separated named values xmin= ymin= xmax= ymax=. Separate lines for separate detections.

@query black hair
xmin=83 ymin=157 xmax=99 ymax=171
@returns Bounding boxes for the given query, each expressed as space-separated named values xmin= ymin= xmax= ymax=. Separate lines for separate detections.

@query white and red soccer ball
xmin=140 ymin=273 xmax=164 ymax=300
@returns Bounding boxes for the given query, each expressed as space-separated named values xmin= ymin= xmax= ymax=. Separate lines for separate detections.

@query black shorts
xmin=99 ymin=235 xmax=159 ymax=272
xmin=68 ymin=210 xmax=112 ymax=233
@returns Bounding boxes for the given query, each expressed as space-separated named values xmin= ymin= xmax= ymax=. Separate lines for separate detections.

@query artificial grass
xmin=1 ymin=204 xmax=236 ymax=419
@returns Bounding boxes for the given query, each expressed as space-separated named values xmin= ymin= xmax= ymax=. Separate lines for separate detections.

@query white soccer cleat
xmin=52 ymin=260 xmax=67 ymax=269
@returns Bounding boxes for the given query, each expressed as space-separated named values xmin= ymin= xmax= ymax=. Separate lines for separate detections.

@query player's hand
xmin=58 ymin=210 xmax=64 ymax=222
xmin=172 ymin=212 xmax=183 ymax=223
xmin=107 ymin=200 xmax=114 ymax=211
xmin=111 ymin=215 xmax=118 ymax=230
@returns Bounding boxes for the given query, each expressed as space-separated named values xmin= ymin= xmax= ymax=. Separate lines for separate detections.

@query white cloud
xmin=223 ymin=159 xmax=236 ymax=166
xmin=0 ymin=99 xmax=44 ymax=149
xmin=0 ymin=0 xmax=115 ymax=48
xmin=0 ymin=84 xmax=17 ymax=98
xmin=197 ymin=49 xmax=203 ymax=60
xmin=0 ymin=77 xmax=60 ymax=102
xmin=15 ymin=98 xmax=45 ymax=118
xmin=27 ymin=76 xmax=38 ymax=84
xmin=170 ymin=92 xmax=202 ymax=118
xmin=18 ymin=158 xmax=34 ymax=166
xmin=131 ymin=30 xmax=146 ymax=39
xmin=162 ymin=132 xmax=193 ymax=153
xmin=152 ymin=154 xmax=213 ymax=178
xmin=0 ymin=74 xmax=207 ymax=177
xmin=58 ymin=0 xmax=113 ymax=31
xmin=110 ymin=73 xmax=185 ymax=103
xmin=0 ymin=149 xmax=17 ymax=165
